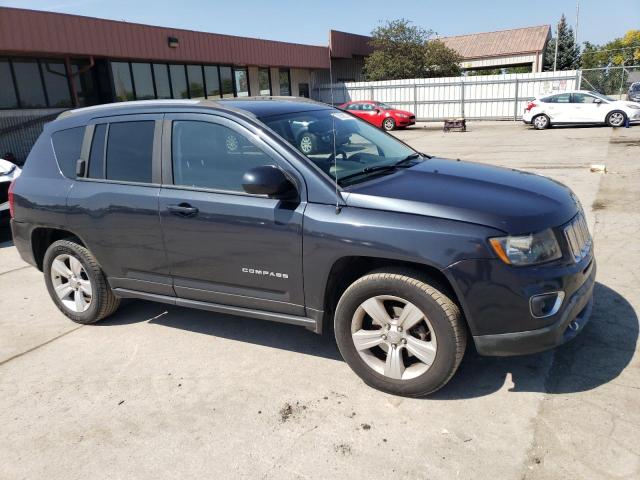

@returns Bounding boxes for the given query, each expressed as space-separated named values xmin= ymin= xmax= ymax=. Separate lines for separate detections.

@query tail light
xmin=526 ymin=102 xmax=537 ymax=112
xmin=8 ymin=180 xmax=15 ymax=218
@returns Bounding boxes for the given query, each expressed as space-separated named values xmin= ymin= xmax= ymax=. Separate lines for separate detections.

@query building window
xmin=12 ymin=59 xmax=47 ymax=108
xmin=219 ymin=66 xmax=234 ymax=98
xmin=258 ymin=67 xmax=271 ymax=96
xmin=186 ymin=65 xmax=205 ymax=99
xmin=106 ymin=121 xmax=155 ymax=183
xmin=0 ymin=60 xmax=19 ymax=108
xmin=204 ymin=66 xmax=221 ymax=98
xmin=298 ymin=82 xmax=309 ymax=98
xmin=111 ymin=62 xmax=134 ymax=102
xmin=153 ymin=64 xmax=172 ymax=99
xmin=279 ymin=69 xmax=291 ymax=96
xmin=41 ymin=60 xmax=72 ymax=107
xmin=131 ymin=63 xmax=155 ymax=100
xmin=169 ymin=64 xmax=188 ymax=99
xmin=234 ymin=67 xmax=249 ymax=97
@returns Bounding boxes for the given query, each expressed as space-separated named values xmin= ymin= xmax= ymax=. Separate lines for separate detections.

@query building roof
xmin=439 ymin=25 xmax=551 ymax=59
xmin=0 ymin=7 xmax=330 ymax=69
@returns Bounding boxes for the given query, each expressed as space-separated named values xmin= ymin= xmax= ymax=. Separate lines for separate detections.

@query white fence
xmin=312 ymin=70 xmax=580 ymax=121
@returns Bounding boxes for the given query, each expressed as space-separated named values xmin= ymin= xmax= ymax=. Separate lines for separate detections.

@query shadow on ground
xmin=99 ymin=281 xmax=637 ymax=399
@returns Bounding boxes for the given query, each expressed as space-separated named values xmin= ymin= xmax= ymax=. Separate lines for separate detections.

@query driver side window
xmin=171 ymin=120 xmax=275 ymax=192
xmin=572 ymin=93 xmax=597 ymax=104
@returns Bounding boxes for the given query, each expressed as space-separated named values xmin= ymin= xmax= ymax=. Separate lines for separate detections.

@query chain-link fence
xmin=579 ymin=65 xmax=640 ymax=99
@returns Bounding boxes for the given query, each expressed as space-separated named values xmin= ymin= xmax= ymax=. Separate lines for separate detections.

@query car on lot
xmin=523 ymin=89 xmax=640 ymax=129
xmin=1 ymin=157 xmax=21 ymax=223
xmin=9 ymin=98 xmax=595 ymax=396
xmin=339 ymin=100 xmax=415 ymax=131
xmin=628 ymin=82 xmax=640 ymax=102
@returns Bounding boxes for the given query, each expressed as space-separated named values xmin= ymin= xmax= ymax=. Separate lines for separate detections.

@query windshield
xmin=260 ymin=108 xmax=419 ymax=187
xmin=631 ymin=84 xmax=640 ymax=92
xmin=588 ymin=91 xmax=616 ymax=102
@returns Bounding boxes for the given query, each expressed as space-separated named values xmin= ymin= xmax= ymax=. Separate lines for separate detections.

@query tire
xmin=606 ymin=110 xmax=627 ymax=128
xmin=298 ymin=133 xmax=317 ymax=155
xmin=382 ymin=117 xmax=396 ymax=131
xmin=334 ymin=269 xmax=467 ymax=397
xmin=532 ymin=114 xmax=550 ymax=130
xmin=43 ymin=239 xmax=120 ymax=324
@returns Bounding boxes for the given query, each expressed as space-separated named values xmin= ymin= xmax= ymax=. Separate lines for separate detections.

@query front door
xmin=571 ymin=92 xmax=607 ymax=122
xmin=158 ymin=113 xmax=306 ymax=315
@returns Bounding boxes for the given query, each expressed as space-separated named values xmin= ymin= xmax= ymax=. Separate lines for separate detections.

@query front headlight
xmin=627 ymin=104 xmax=640 ymax=109
xmin=397 ymin=114 xmax=408 ymax=118
xmin=489 ymin=228 xmax=562 ymax=266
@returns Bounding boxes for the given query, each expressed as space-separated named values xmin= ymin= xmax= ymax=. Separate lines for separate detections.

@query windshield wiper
xmin=339 ymin=153 xmax=423 ymax=183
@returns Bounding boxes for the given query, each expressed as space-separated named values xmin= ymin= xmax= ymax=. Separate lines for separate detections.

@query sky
xmin=1 ymin=0 xmax=638 ymax=46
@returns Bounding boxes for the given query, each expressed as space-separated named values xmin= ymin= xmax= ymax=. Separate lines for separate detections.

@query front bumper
xmin=473 ymin=260 xmax=595 ymax=356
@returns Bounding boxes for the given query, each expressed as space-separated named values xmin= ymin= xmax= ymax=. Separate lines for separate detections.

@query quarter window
xmin=51 ymin=127 xmax=85 ymax=178
xmin=106 ymin=121 xmax=154 ymax=183
xmin=172 ymin=120 xmax=274 ymax=192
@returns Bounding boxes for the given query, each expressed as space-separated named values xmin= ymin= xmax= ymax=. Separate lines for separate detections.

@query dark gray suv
xmin=9 ymin=98 xmax=596 ymax=396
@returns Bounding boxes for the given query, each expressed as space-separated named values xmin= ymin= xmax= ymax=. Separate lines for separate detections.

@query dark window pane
xmin=258 ymin=68 xmax=271 ymax=96
xmin=172 ymin=120 xmax=273 ymax=192
xmin=279 ymin=69 xmax=291 ymax=96
xmin=106 ymin=121 xmax=154 ymax=183
xmin=204 ymin=66 xmax=220 ymax=98
xmin=219 ymin=66 xmax=233 ymax=98
xmin=169 ymin=64 xmax=188 ymax=99
xmin=186 ymin=65 xmax=205 ymax=99
xmin=51 ymin=126 xmax=85 ymax=178
xmin=234 ymin=68 xmax=249 ymax=97
xmin=13 ymin=59 xmax=47 ymax=107
xmin=0 ymin=60 xmax=18 ymax=108
xmin=111 ymin=62 xmax=134 ymax=102
xmin=41 ymin=60 xmax=71 ymax=107
xmin=131 ymin=63 xmax=155 ymax=100
xmin=88 ymin=124 xmax=107 ymax=178
xmin=299 ymin=83 xmax=309 ymax=98
xmin=153 ymin=64 xmax=171 ymax=99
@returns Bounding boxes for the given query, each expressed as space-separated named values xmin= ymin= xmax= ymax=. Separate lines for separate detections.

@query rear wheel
xmin=606 ymin=111 xmax=626 ymax=128
xmin=382 ymin=118 xmax=396 ymax=131
xmin=43 ymin=239 xmax=120 ymax=324
xmin=334 ymin=270 xmax=466 ymax=397
xmin=532 ymin=114 xmax=550 ymax=130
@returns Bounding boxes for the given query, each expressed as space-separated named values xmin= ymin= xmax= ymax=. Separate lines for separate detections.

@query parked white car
xmin=522 ymin=90 xmax=640 ymax=129
xmin=1 ymin=158 xmax=21 ymax=221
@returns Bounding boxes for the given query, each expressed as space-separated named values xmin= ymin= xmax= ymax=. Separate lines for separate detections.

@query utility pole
xmin=575 ymin=0 xmax=580 ymax=45
xmin=553 ymin=20 xmax=559 ymax=72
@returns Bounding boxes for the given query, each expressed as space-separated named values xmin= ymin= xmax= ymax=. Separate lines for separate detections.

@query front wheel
xmin=382 ymin=117 xmax=396 ymax=131
xmin=43 ymin=239 xmax=120 ymax=324
xmin=606 ymin=111 xmax=627 ymax=128
xmin=334 ymin=270 xmax=467 ymax=397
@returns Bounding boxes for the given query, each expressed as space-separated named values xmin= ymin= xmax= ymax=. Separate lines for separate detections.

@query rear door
xmin=67 ymin=114 xmax=172 ymax=295
xmin=158 ymin=113 xmax=306 ymax=315
xmin=543 ymin=93 xmax=574 ymax=122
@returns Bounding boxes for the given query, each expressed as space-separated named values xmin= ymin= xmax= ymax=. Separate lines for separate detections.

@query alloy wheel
xmin=533 ymin=115 xmax=548 ymax=129
xmin=609 ymin=112 xmax=625 ymax=127
xmin=50 ymin=254 xmax=93 ymax=313
xmin=351 ymin=295 xmax=437 ymax=380
xmin=383 ymin=118 xmax=395 ymax=131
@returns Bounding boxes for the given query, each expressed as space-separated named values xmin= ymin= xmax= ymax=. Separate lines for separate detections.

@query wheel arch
xmin=31 ymin=226 xmax=86 ymax=271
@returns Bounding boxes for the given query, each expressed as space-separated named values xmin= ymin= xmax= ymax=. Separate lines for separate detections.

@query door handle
xmin=167 ymin=203 xmax=199 ymax=217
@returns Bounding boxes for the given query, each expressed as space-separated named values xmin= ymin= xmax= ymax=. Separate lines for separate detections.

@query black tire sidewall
xmin=334 ymin=275 xmax=461 ymax=397
xmin=43 ymin=241 xmax=104 ymax=324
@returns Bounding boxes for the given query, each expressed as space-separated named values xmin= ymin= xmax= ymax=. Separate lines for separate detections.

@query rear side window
xmin=106 ymin=121 xmax=154 ymax=183
xmin=51 ymin=126 xmax=85 ymax=178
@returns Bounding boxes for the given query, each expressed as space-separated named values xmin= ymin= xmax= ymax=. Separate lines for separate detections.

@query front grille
xmin=564 ymin=213 xmax=592 ymax=262
xmin=409 ymin=115 xmax=415 ymax=120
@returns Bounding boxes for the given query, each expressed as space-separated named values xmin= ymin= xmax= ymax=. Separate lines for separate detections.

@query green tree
xmin=363 ymin=19 xmax=461 ymax=80
xmin=543 ymin=14 xmax=580 ymax=71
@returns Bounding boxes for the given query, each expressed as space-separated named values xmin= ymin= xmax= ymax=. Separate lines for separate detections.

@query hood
xmin=388 ymin=109 xmax=414 ymax=116
xmin=344 ymin=158 xmax=579 ymax=234
xmin=614 ymin=99 xmax=640 ymax=109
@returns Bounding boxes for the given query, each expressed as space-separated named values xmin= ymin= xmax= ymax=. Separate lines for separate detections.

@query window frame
xmin=78 ymin=114 xmax=163 ymax=186
xmin=161 ymin=112 xmax=304 ymax=199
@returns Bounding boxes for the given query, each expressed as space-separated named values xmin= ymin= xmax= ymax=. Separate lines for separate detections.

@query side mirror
xmin=374 ymin=108 xmax=382 ymax=114
xmin=594 ymin=98 xmax=603 ymax=104
xmin=242 ymin=166 xmax=297 ymax=200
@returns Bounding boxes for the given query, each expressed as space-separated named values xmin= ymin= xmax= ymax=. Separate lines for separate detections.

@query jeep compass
xmin=9 ymin=98 xmax=595 ymax=396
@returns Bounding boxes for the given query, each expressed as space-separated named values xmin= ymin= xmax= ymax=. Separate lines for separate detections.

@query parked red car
xmin=338 ymin=101 xmax=416 ymax=131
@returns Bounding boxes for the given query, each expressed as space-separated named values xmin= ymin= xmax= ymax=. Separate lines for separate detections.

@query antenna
xmin=328 ymin=46 xmax=342 ymax=214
